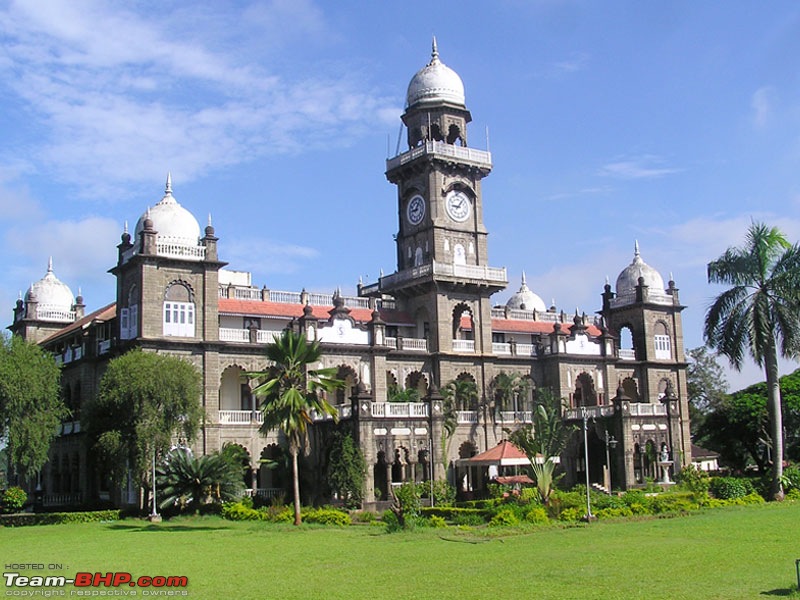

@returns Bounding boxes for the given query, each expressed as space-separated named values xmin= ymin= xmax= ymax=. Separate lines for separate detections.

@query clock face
xmin=406 ymin=195 xmax=425 ymax=225
xmin=446 ymin=190 xmax=471 ymax=222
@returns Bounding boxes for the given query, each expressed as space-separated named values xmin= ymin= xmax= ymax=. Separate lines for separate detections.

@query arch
xmin=414 ymin=246 xmax=424 ymax=267
xmin=450 ymin=372 xmax=479 ymax=411
xmin=446 ymin=123 xmax=464 ymax=145
xmin=222 ymin=443 xmax=252 ymax=487
xmin=335 ymin=364 xmax=358 ymax=405
xmin=220 ymin=365 xmax=252 ymax=411
xmin=622 ymin=377 xmax=640 ymax=403
xmin=405 ymin=371 xmax=429 ymax=398
xmin=163 ymin=281 xmax=195 ymax=337
xmin=653 ymin=320 xmax=672 ymax=359
xmin=164 ymin=280 xmax=194 ymax=302
xmin=619 ymin=325 xmax=634 ymax=350
xmin=452 ymin=302 xmax=474 ymax=340
xmin=374 ymin=450 xmax=388 ymax=500
xmin=259 ymin=444 xmax=288 ymax=493
xmin=573 ymin=372 xmax=597 ymax=407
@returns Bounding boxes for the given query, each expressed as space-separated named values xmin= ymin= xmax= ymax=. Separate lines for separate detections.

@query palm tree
xmin=250 ymin=330 xmax=343 ymax=524
xmin=704 ymin=222 xmax=800 ymax=500
xmin=157 ymin=449 xmax=245 ymax=513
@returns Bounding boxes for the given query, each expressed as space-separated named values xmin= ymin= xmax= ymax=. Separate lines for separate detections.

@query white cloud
xmin=751 ymin=86 xmax=774 ymax=129
xmin=598 ymin=155 xmax=682 ymax=180
xmin=0 ymin=1 xmax=396 ymax=198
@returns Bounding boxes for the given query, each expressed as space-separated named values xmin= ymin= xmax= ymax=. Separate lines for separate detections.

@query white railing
xmin=218 ymin=410 xmax=254 ymax=424
xmin=516 ymin=343 xmax=536 ymax=356
xmin=377 ymin=264 xmax=433 ymax=289
xmin=219 ymin=328 xmax=250 ymax=342
xmin=628 ymin=403 xmax=667 ymax=417
xmin=433 ymin=261 xmax=507 ymax=284
xmin=564 ymin=406 xmax=616 ymax=420
xmin=384 ymin=337 xmax=397 ymax=349
xmin=386 ymin=141 xmax=492 ymax=171
xmin=610 ymin=290 xmax=673 ymax=308
xmin=371 ymin=402 xmax=429 ymax=418
xmin=36 ymin=306 xmax=76 ymax=322
xmin=156 ymin=242 xmax=206 ymax=260
xmin=257 ymin=330 xmax=281 ymax=344
xmin=98 ymin=339 xmax=112 ymax=354
xmin=498 ymin=411 xmax=533 ymax=423
xmin=452 ymin=339 xmax=475 ymax=353
xmin=619 ymin=349 xmax=636 ymax=360
xmin=400 ymin=338 xmax=428 ymax=351
xmin=457 ymin=411 xmax=478 ymax=424
xmin=492 ymin=342 xmax=511 ymax=355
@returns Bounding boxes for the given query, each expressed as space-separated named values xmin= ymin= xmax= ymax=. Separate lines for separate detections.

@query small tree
xmin=157 ymin=449 xmax=244 ymax=513
xmin=250 ymin=330 xmax=343 ymax=525
xmin=506 ymin=389 xmax=576 ymax=505
xmin=326 ymin=429 xmax=366 ymax=509
xmin=0 ymin=335 xmax=66 ymax=482
xmin=83 ymin=349 xmax=203 ymax=508
xmin=686 ymin=346 xmax=729 ymax=436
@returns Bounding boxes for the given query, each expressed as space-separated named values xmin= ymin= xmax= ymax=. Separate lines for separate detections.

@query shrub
xmin=425 ymin=515 xmax=448 ymax=528
xmin=420 ymin=507 xmax=489 ymax=523
xmin=1 ymin=487 xmax=27 ymax=513
xmin=709 ymin=477 xmax=755 ymax=500
xmin=1 ymin=510 xmax=121 ymax=527
xmin=780 ymin=465 xmax=800 ymax=491
xmin=221 ymin=502 xmax=268 ymax=522
xmin=421 ymin=480 xmax=457 ymax=507
xmin=786 ymin=488 xmax=800 ymax=501
xmin=525 ymin=506 xmax=549 ymax=524
xmin=558 ymin=507 xmax=581 ymax=522
xmin=596 ymin=506 xmax=633 ymax=520
xmin=519 ymin=487 xmax=541 ymax=505
xmin=650 ymin=492 xmax=700 ymax=514
xmin=451 ymin=512 xmax=485 ymax=526
xmin=302 ymin=507 xmax=350 ymax=526
xmin=488 ymin=508 xmax=519 ymax=527
xmin=675 ymin=464 xmax=710 ymax=495
xmin=351 ymin=511 xmax=376 ymax=524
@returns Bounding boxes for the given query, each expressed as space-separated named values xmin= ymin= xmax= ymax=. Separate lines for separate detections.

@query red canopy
xmin=468 ymin=440 xmax=531 ymax=467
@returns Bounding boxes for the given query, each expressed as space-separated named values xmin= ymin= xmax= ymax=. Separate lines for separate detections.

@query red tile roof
xmin=217 ymin=298 xmax=414 ymax=326
xmin=468 ymin=440 xmax=531 ymax=466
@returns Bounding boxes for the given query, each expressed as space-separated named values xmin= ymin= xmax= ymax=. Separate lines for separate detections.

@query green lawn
xmin=2 ymin=503 xmax=799 ymax=599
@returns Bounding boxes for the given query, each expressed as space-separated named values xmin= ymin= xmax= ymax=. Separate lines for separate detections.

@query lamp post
xmin=604 ymin=429 xmax=618 ymax=491
xmin=581 ymin=407 xmax=594 ymax=522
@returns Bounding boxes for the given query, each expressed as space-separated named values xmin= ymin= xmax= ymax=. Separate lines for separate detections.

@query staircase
xmin=591 ymin=482 xmax=611 ymax=495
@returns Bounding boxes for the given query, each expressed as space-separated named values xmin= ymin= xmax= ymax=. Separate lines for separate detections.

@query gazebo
xmin=455 ymin=440 xmax=533 ymax=498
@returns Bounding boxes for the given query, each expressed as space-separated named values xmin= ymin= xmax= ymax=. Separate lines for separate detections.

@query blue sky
xmin=2 ymin=1 xmax=800 ymax=390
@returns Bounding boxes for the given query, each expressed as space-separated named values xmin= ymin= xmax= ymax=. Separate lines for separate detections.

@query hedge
xmin=1 ymin=510 xmax=122 ymax=527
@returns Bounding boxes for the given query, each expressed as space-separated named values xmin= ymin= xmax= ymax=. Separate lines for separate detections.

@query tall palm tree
xmin=704 ymin=222 xmax=800 ymax=500
xmin=250 ymin=330 xmax=343 ymax=524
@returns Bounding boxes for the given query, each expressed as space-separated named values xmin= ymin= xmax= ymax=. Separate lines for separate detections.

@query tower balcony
xmin=386 ymin=141 xmax=492 ymax=178
xmin=364 ymin=261 xmax=507 ymax=296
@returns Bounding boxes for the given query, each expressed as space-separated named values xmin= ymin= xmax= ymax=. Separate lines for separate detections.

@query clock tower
xmin=362 ymin=39 xmax=507 ymax=358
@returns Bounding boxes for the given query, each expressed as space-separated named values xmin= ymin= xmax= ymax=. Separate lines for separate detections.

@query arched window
xmin=220 ymin=366 xmax=251 ymax=411
xmin=574 ymin=372 xmax=597 ymax=407
xmin=453 ymin=243 xmax=466 ymax=265
xmin=163 ymin=282 xmax=195 ymax=337
xmin=653 ymin=321 xmax=671 ymax=360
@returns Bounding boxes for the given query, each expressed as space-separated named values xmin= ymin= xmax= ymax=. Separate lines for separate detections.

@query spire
xmin=47 ymin=256 xmax=53 ymax=273
xmin=165 ymin=172 xmax=172 ymax=195
xmin=521 ymin=270 xmax=527 ymax=286
xmin=123 ymin=220 xmax=129 ymax=234
xmin=431 ymin=36 xmax=439 ymax=63
xmin=634 ymin=239 xmax=640 ymax=258
xmin=208 ymin=213 xmax=212 ymax=227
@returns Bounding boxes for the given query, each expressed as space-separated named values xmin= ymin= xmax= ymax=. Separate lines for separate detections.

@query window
xmin=654 ymin=335 xmax=671 ymax=359
xmin=164 ymin=301 xmax=195 ymax=337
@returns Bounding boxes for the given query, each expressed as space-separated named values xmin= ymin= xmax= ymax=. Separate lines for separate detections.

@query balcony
xmin=563 ymin=406 xmax=616 ymax=420
xmin=619 ymin=349 xmax=636 ymax=361
xmin=452 ymin=339 xmax=475 ymax=353
xmin=370 ymin=402 xmax=429 ymax=418
xmin=386 ymin=141 xmax=492 ymax=172
xmin=457 ymin=411 xmax=478 ymax=424
xmin=497 ymin=411 xmax=533 ymax=423
xmin=218 ymin=410 xmax=261 ymax=425
xmin=628 ymin=403 xmax=667 ymax=417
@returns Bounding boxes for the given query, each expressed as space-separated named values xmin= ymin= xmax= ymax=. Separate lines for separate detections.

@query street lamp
xmin=604 ymin=429 xmax=618 ymax=491
xmin=581 ymin=407 xmax=594 ymax=522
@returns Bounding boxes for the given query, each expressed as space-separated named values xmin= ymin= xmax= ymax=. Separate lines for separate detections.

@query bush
xmin=302 ymin=507 xmax=350 ymax=526
xmin=675 ymin=464 xmax=710 ymax=495
xmin=1 ymin=510 xmax=121 ymax=527
xmin=650 ymin=492 xmax=700 ymax=514
xmin=351 ymin=511 xmax=376 ymax=524
xmin=558 ymin=507 xmax=581 ymax=522
xmin=709 ymin=477 xmax=755 ymax=500
xmin=1 ymin=487 xmax=27 ymax=513
xmin=420 ymin=506 xmax=489 ymax=523
xmin=596 ymin=506 xmax=634 ymax=520
xmin=451 ymin=512 xmax=485 ymax=527
xmin=421 ymin=480 xmax=457 ymax=507
xmin=781 ymin=465 xmax=800 ymax=491
xmin=519 ymin=487 xmax=541 ymax=504
xmin=524 ymin=506 xmax=549 ymax=524
xmin=425 ymin=515 xmax=448 ymax=528
xmin=221 ymin=502 xmax=268 ymax=522
xmin=489 ymin=508 xmax=519 ymax=527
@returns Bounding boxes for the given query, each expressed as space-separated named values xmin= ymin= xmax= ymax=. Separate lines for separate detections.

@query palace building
xmin=9 ymin=40 xmax=690 ymax=508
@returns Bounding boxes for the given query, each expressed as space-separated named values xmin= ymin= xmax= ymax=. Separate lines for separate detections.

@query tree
xmin=156 ymin=449 xmax=244 ymax=513
xmin=0 ymin=334 xmax=66 ymax=482
xmin=704 ymin=222 xmax=800 ymax=500
xmin=250 ymin=330 xmax=343 ymax=525
xmin=490 ymin=371 xmax=531 ymax=415
xmin=441 ymin=378 xmax=478 ymax=462
xmin=326 ymin=429 xmax=367 ymax=509
xmin=686 ymin=346 xmax=729 ymax=436
xmin=506 ymin=389 xmax=576 ymax=504
xmin=82 ymin=349 xmax=203 ymax=507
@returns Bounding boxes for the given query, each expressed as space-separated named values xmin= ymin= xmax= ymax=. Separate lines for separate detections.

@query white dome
xmin=506 ymin=272 xmax=546 ymax=312
xmin=134 ymin=174 xmax=201 ymax=247
xmin=615 ymin=242 xmax=665 ymax=295
xmin=406 ymin=38 xmax=465 ymax=108
xmin=26 ymin=258 xmax=74 ymax=312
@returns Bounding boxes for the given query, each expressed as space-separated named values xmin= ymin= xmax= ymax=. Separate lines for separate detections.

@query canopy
xmin=467 ymin=440 xmax=531 ymax=467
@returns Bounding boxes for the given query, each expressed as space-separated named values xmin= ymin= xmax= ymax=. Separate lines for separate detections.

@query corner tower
xmin=362 ymin=39 xmax=507 ymax=357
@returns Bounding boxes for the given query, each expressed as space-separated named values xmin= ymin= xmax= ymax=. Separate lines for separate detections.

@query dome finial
xmin=521 ymin=270 xmax=527 ymax=286
xmin=123 ymin=220 xmax=129 ymax=234
xmin=208 ymin=213 xmax=213 ymax=227
xmin=431 ymin=36 xmax=439 ymax=62
xmin=47 ymin=256 xmax=53 ymax=273
xmin=634 ymin=239 xmax=640 ymax=258
xmin=165 ymin=172 xmax=172 ymax=195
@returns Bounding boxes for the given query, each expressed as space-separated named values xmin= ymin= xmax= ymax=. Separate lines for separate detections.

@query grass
xmin=2 ymin=502 xmax=800 ymax=599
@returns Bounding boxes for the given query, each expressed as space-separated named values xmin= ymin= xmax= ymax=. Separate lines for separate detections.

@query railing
xmin=386 ymin=141 xmax=492 ymax=171
xmin=492 ymin=342 xmax=511 ymax=355
xmin=457 ymin=411 xmax=478 ymax=424
xmin=433 ymin=261 xmax=507 ymax=284
xmin=218 ymin=410 xmax=255 ymax=424
xmin=252 ymin=488 xmax=284 ymax=500
xmin=619 ymin=349 xmax=636 ymax=360
xmin=628 ymin=403 xmax=667 ymax=416
xmin=371 ymin=402 xmax=429 ymax=418
xmin=42 ymin=493 xmax=82 ymax=507
xmin=610 ymin=290 xmax=673 ymax=308
xmin=498 ymin=411 xmax=533 ymax=423
xmin=515 ymin=343 xmax=536 ymax=356
xmin=452 ymin=339 xmax=475 ymax=353
xmin=563 ymin=406 xmax=616 ymax=420
xmin=400 ymin=338 xmax=428 ymax=351
xmin=156 ymin=241 xmax=206 ymax=260
xmin=36 ymin=305 xmax=76 ymax=322
xmin=219 ymin=285 xmax=396 ymax=310
xmin=219 ymin=328 xmax=250 ymax=342
xmin=257 ymin=330 xmax=281 ymax=344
